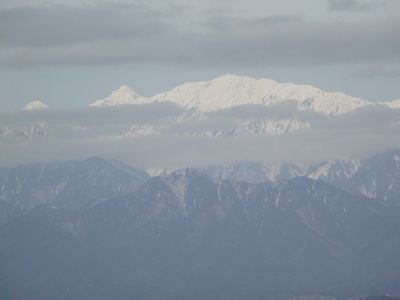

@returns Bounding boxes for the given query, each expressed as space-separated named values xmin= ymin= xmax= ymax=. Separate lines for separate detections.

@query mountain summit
xmin=151 ymin=73 xmax=371 ymax=115
xmin=22 ymin=100 xmax=49 ymax=110
xmin=89 ymin=74 xmax=394 ymax=116
xmin=90 ymin=85 xmax=152 ymax=107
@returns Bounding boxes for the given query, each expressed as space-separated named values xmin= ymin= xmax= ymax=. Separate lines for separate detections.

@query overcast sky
xmin=0 ymin=0 xmax=399 ymax=111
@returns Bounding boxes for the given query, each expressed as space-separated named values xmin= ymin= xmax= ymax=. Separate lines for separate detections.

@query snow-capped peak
xmin=90 ymin=85 xmax=153 ymax=107
xmin=22 ymin=100 xmax=49 ymax=110
xmin=151 ymin=74 xmax=371 ymax=115
xmin=383 ymin=99 xmax=400 ymax=109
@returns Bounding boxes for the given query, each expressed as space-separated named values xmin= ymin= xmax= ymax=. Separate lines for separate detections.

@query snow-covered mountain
xmin=0 ymin=121 xmax=48 ymax=140
xmin=1 ymin=101 xmax=48 ymax=139
xmin=198 ymin=160 xmax=361 ymax=184
xmin=0 ymin=157 xmax=149 ymax=211
xmin=197 ymin=150 xmax=400 ymax=204
xmin=2 ymin=74 xmax=400 ymax=179
xmin=152 ymin=74 xmax=373 ymax=116
xmin=2 ymin=75 xmax=400 ymax=299
xmin=91 ymin=74 xmax=397 ymax=116
xmin=384 ymin=99 xmax=400 ymax=109
xmin=4 ymin=74 xmax=398 ymax=140
xmin=121 ymin=124 xmax=167 ymax=138
xmin=21 ymin=100 xmax=49 ymax=110
xmin=234 ymin=117 xmax=310 ymax=135
xmin=89 ymin=85 xmax=152 ymax=107
xmin=341 ymin=150 xmax=400 ymax=202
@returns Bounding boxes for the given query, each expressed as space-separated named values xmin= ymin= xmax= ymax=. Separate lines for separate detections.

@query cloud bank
xmin=1 ymin=103 xmax=400 ymax=169
xmin=328 ymin=0 xmax=386 ymax=12
xmin=1 ymin=3 xmax=399 ymax=69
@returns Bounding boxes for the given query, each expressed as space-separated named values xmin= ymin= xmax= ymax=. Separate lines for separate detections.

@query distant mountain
xmin=198 ymin=161 xmax=308 ymax=182
xmin=342 ymin=150 xmax=400 ymax=203
xmin=90 ymin=85 xmax=152 ymax=107
xmin=2 ymin=74 xmax=400 ymax=182
xmin=21 ymin=100 xmax=49 ymax=110
xmin=2 ymin=74 xmax=400 ymax=299
xmin=199 ymin=160 xmax=360 ymax=184
xmin=0 ymin=157 xmax=149 ymax=211
xmin=69 ymin=170 xmax=400 ymax=297
xmin=84 ymin=74 xmax=399 ymax=116
xmin=2 ymin=169 xmax=398 ymax=299
xmin=384 ymin=99 xmax=400 ymax=109
xmin=152 ymin=73 xmax=373 ymax=115
xmin=87 ymin=74 xmax=399 ymax=115
xmin=197 ymin=150 xmax=400 ymax=204
xmin=3 ymin=74 xmax=399 ymax=140
xmin=88 ymin=74 xmax=397 ymax=138
xmin=0 ymin=120 xmax=48 ymax=139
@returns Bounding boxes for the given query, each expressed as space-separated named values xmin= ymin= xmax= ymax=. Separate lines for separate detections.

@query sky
xmin=0 ymin=0 xmax=399 ymax=111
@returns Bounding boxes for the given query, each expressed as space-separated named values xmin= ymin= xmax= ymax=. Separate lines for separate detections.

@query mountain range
xmin=7 ymin=73 xmax=400 ymax=139
xmin=1 ymin=74 xmax=400 ymax=199
xmin=1 ymin=74 xmax=400 ymax=298
xmin=0 ymin=157 xmax=400 ymax=299
xmin=89 ymin=74 xmax=398 ymax=115
xmin=0 ymin=157 xmax=149 ymax=212
xmin=199 ymin=150 xmax=400 ymax=204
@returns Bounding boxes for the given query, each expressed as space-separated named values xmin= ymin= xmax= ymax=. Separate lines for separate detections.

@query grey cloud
xmin=169 ymin=116 xmax=236 ymax=135
xmin=1 ymin=3 xmax=399 ymax=69
xmin=328 ymin=0 xmax=386 ymax=11
xmin=350 ymin=65 xmax=400 ymax=78
xmin=205 ymin=14 xmax=301 ymax=30
xmin=0 ymin=3 xmax=169 ymax=48
xmin=1 ymin=104 xmax=400 ymax=169
xmin=2 ymin=116 xmax=400 ymax=169
xmin=0 ymin=102 xmax=183 ymax=132
xmin=170 ymin=102 xmax=325 ymax=135
xmin=191 ymin=16 xmax=400 ymax=68
xmin=328 ymin=0 xmax=371 ymax=11
xmin=319 ymin=105 xmax=400 ymax=130
xmin=0 ymin=32 xmax=193 ymax=68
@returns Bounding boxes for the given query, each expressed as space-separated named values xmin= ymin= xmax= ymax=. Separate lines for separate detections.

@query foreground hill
xmin=1 ymin=167 xmax=399 ymax=299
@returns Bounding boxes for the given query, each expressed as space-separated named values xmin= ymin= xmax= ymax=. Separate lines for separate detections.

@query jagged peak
xmin=89 ymin=74 xmax=376 ymax=115
xmin=89 ymin=85 xmax=153 ymax=107
xmin=21 ymin=100 xmax=49 ymax=111
xmin=113 ymin=84 xmax=139 ymax=95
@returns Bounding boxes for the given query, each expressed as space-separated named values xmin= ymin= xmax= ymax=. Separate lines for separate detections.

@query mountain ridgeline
xmin=0 ymin=157 xmax=149 ymax=212
xmin=1 ymin=74 xmax=400 ymax=299
xmin=0 ymin=156 xmax=400 ymax=299
xmin=199 ymin=150 xmax=400 ymax=204
xmin=3 ymin=74 xmax=400 ymax=140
